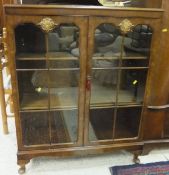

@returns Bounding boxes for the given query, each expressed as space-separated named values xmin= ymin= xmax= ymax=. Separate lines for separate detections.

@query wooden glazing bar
xmin=92 ymin=67 xmax=149 ymax=70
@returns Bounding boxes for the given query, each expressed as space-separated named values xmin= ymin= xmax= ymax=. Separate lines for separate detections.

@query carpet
xmin=110 ymin=161 xmax=169 ymax=175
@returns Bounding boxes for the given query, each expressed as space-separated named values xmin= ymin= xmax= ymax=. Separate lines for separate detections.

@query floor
xmin=1 ymin=118 xmax=169 ymax=175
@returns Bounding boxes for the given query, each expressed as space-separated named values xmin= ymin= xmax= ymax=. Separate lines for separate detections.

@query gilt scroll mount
xmin=38 ymin=18 xmax=58 ymax=33
xmin=119 ymin=19 xmax=134 ymax=34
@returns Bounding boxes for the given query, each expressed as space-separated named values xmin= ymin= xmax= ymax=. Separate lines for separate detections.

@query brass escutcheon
xmin=119 ymin=19 xmax=134 ymax=34
xmin=38 ymin=18 xmax=58 ymax=33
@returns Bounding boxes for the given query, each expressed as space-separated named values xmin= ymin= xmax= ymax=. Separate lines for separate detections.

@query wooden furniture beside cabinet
xmin=0 ymin=0 xmax=15 ymax=134
xmin=0 ymin=28 xmax=9 ymax=134
xmin=0 ymin=27 xmax=13 ymax=134
xmin=3 ymin=0 xmax=169 ymax=174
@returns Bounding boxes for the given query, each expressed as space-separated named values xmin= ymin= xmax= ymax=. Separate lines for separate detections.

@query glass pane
xmin=16 ymin=60 xmax=47 ymax=69
xmin=89 ymin=108 xmax=114 ymax=141
xmin=114 ymin=107 xmax=141 ymax=139
xmin=118 ymin=69 xmax=147 ymax=104
xmin=49 ymin=70 xmax=79 ymax=109
xmin=93 ymin=23 xmax=121 ymax=59
xmin=15 ymin=23 xmax=46 ymax=55
xmin=49 ymin=59 xmax=79 ymax=69
xmin=17 ymin=70 xmax=49 ymax=110
xmin=47 ymin=24 xmax=80 ymax=110
xmin=20 ymin=111 xmax=50 ymax=146
xmin=91 ymin=70 xmax=117 ymax=107
xmin=15 ymin=24 xmax=46 ymax=70
xmin=51 ymin=110 xmax=78 ymax=144
xmin=47 ymin=24 xmax=79 ymax=69
xmin=91 ymin=23 xmax=121 ymax=108
xmin=124 ymin=24 xmax=152 ymax=67
xmin=122 ymin=59 xmax=149 ymax=68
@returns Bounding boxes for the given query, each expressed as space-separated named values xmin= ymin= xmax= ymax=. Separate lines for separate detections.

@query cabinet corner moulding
xmin=37 ymin=18 xmax=58 ymax=33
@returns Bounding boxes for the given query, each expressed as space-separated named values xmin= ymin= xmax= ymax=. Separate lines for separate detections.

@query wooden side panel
xmin=143 ymin=0 xmax=169 ymax=140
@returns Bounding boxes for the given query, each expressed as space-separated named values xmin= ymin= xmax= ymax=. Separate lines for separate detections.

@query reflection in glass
xmin=51 ymin=110 xmax=78 ymax=144
xmin=49 ymin=70 xmax=79 ymax=109
xmin=49 ymin=59 xmax=79 ymax=69
xmin=15 ymin=23 xmax=81 ymax=146
xmin=17 ymin=70 xmax=49 ymax=110
xmin=88 ymin=23 xmax=152 ymax=142
xmin=16 ymin=60 xmax=47 ymax=69
xmin=91 ymin=24 xmax=120 ymax=108
xmin=21 ymin=111 xmax=50 ymax=145
xmin=91 ymin=70 xmax=117 ymax=107
xmin=89 ymin=108 xmax=114 ymax=141
xmin=91 ymin=24 xmax=151 ymax=106
xmin=48 ymin=24 xmax=79 ymax=60
xmin=122 ymin=59 xmax=149 ymax=68
xmin=47 ymin=24 xmax=80 ymax=110
xmin=124 ymin=24 xmax=152 ymax=58
xmin=15 ymin=23 xmax=46 ymax=55
xmin=93 ymin=24 xmax=121 ymax=58
xmin=114 ymin=107 xmax=141 ymax=139
xmin=118 ymin=69 xmax=147 ymax=104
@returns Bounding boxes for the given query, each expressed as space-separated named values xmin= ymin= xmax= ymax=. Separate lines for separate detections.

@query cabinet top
xmin=4 ymin=4 xmax=164 ymax=18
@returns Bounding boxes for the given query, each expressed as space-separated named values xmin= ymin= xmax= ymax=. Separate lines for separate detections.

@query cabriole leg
xmin=17 ymin=159 xmax=30 ymax=174
xmin=133 ymin=152 xmax=141 ymax=164
xmin=18 ymin=165 xmax=26 ymax=174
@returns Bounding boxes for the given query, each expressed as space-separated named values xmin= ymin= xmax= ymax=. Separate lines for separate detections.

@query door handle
xmin=147 ymin=104 xmax=169 ymax=110
xmin=86 ymin=76 xmax=91 ymax=91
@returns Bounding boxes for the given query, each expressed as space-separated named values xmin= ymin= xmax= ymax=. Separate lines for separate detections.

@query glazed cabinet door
xmin=85 ymin=16 xmax=161 ymax=145
xmin=7 ymin=15 xmax=87 ymax=149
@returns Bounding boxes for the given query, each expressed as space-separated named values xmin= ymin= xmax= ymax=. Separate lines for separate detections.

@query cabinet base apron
xmin=17 ymin=142 xmax=145 ymax=174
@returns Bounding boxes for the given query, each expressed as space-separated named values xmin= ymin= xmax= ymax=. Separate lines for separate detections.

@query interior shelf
xmin=20 ymin=93 xmax=49 ymax=110
xmin=92 ymin=56 xmax=148 ymax=60
xmin=20 ymin=82 xmax=143 ymax=111
xmin=47 ymin=52 xmax=78 ymax=60
xmin=92 ymin=67 xmax=149 ymax=70
xmin=16 ymin=52 xmax=78 ymax=60
xmin=16 ymin=53 xmax=46 ymax=60
xmin=20 ymin=87 xmax=78 ymax=110
xmin=91 ymin=82 xmax=143 ymax=106
xmin=16 ymin=51 xmax=147 ymax=61
xmin=93 ymin=52 xmax=148 ymax=60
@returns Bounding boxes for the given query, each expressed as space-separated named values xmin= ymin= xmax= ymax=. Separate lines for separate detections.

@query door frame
xmin=6 ymin=14 xmax=88 ymax=150
xmin=84 ymin=16 xmax=162 ymax=146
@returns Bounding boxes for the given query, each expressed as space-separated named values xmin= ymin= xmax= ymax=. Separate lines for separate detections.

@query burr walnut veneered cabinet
xmin=3 ymin=1 xmax=167 ymax=174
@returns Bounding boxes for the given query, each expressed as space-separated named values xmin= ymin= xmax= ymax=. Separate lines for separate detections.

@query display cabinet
xmin=3 ymin=1 xmax=166 ymax=174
